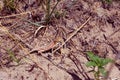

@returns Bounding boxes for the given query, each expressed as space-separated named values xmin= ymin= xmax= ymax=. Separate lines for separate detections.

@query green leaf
xmin=87 ymin=51 xmax=94 ymax=59
xmin=87 ymin=51 xmax=113 ymax=67
xmin=86 ymin=61 xmax=97 ymax=67
xmin=86 ymin=51 xmax=113 ymax=79
xmin=87 ymin=52 xmax=101 ymax=64
xmin=101 ymin=58 xmax=113 ymax=66
xmin=93 ymin=56 xmax=101 ymax=64
xmin=99 ymin=67 xmax=107 ymax=76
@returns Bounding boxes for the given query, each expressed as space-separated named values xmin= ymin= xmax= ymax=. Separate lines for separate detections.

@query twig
xmin=103 ymin=34 xmax=119 ymax=80
xmin=69 ymin=54 xmax=91 ymax=80
xmin=108 ymin=28 xmax=120 ymax=38
xmin=52 ymin=17 xmax=91 ymax=54
xmin=0 ymin=8 xmax=41 ymax=19
xmin=34 ymin=25 xmax=46 ymax=37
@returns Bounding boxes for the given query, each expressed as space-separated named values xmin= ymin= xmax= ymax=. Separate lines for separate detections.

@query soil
xmin=0 ymin=0 xmax=120 ymax=80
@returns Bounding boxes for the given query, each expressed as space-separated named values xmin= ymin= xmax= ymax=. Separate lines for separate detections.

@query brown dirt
xmin=0 ymin=0 xmax=120 ymax=80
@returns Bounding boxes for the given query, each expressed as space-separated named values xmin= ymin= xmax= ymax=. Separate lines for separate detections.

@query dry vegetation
xmin=0 ymin=0 xmax=120 ymax=80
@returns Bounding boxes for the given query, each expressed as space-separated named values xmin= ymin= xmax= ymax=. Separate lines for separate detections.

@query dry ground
xmin=0 ymin=0 xmax=120 ymax=80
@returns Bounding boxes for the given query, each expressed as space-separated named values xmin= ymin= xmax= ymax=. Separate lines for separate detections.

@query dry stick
xmin=103 ymin=34 xmax=119 ymax=80
xmin=70 ymin=54 xmax=91 ymax=80
xmin=69 ymin=54 xmax=87 ymax=79
xmin=0 ymin=7 xmax=41 ymax=19
xmin=0 ymin=11 xmax=30 ymax=19
xmin=108 ymin=28 xmax=120 ymax=37
xmin=52 ymin=17 xmax=91 ymax=54
xmin=0 ymin=23 xmax=32 ymax=56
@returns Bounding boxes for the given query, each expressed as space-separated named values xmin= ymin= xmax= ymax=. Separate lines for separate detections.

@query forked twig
xmin=52 ymin=17 xmax=91 ymax=54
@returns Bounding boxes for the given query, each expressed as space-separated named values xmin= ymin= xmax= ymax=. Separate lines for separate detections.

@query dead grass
xmin=0 ymin=0 xmax=120 ymax=80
